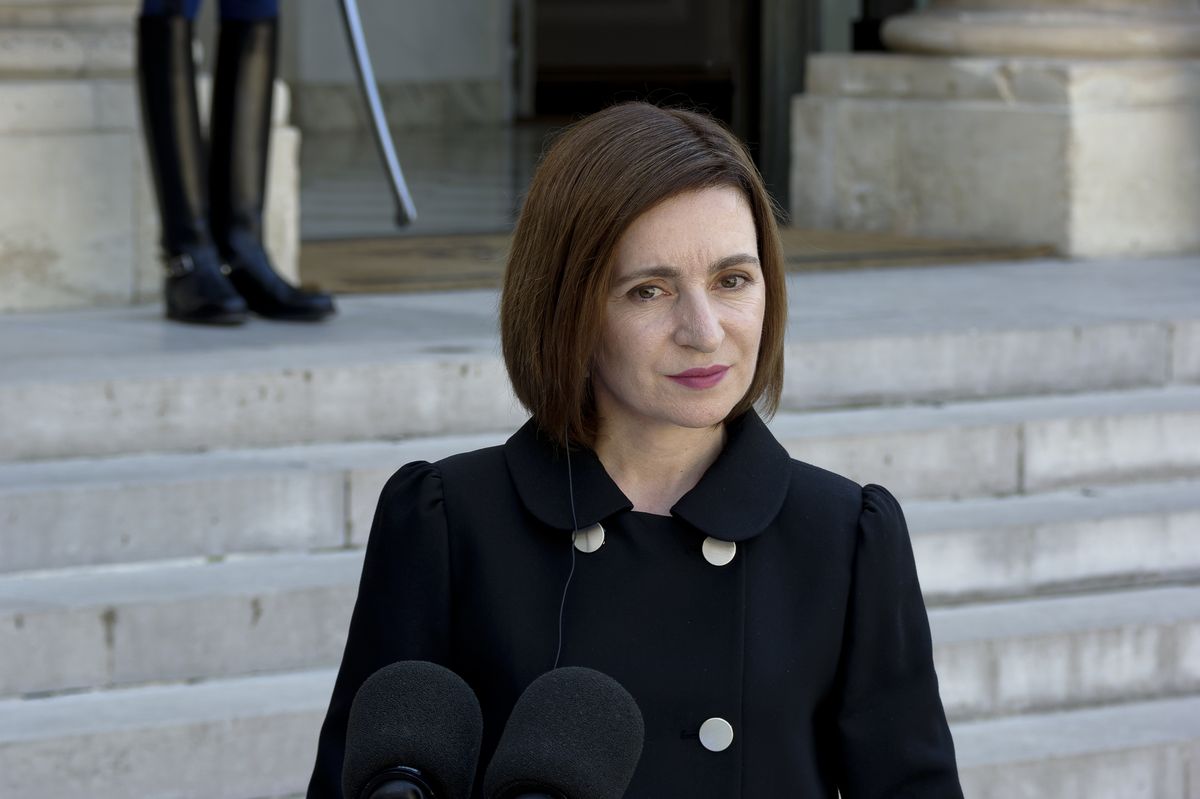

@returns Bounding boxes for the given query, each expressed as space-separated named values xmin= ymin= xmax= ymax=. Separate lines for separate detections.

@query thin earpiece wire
xmin=554 ymin=424 xmax=579 ymax=670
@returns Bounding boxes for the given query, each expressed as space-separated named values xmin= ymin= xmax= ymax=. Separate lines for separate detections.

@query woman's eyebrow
xmin=616 ymin=253 xmax=761 ymax=284
xmin=712 ymin=253 xmax=760 ymax=271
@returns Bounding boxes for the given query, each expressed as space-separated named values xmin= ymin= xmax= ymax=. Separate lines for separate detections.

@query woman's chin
xmin=656 ymin=400 xmax=740 ymax=431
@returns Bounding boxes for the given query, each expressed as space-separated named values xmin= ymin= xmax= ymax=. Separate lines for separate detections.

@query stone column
xmin=885 ymin=0 xmax=1200 ymax=58
xmin=0 ymin=0 xmax=300 ymax=313
xmin=790 ymin=0 xmax=1200 ymax=257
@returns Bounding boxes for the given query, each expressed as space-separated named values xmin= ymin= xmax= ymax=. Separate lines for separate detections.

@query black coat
xmin=308 ymin=411 xmax=963 ymax=798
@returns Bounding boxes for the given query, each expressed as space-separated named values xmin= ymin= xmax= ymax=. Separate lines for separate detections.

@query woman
xmin=308 ymin=102 xmax=962 ymax=797
xmin=137 ymin=0 xmax=334 ymax=323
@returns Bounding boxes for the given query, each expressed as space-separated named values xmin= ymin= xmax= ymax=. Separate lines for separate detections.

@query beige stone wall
xmin=0 ymin=2 xmax=301 ymax=313
xmin=792 ymin=0 xmax=1200 ymax=257
xmin=291 ymin=80 xmax=507 ymax=134
xmin=0 ymin=96 xmax=138 ymax=309
xmin=257 ymin=0 xmax=511 ymax=132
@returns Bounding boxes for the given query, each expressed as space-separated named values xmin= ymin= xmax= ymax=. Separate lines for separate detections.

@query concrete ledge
xmin=2 ymin=350 xmax=524 ymax=461
xmin=0 ymin=4 xmax=137 ymax=28
xmin=1024 ymin=404 xmax=1200 ymax=491
xmin=1174 ymin=319 xmax=1200 ymax=382
xmin=2 ymin=528 xmax=1198 ymax=716
xmin=910 ymin=479 xmax=1200 ymax=602
xmin=0 ymin=432 xmax=502 ymax=572
xmin=2 ymin=389 xmax=1198 ymax=572
xmin=2 ymin=667 xmax=1194 ymax=799
xmin=771 ymin=385 xmax=1200 ymax=499
xmin=0 ymin=553 xmax=359 ymax=697
xmin=786 ymin=320 xmax=1173 ymax=410
xmin=955 ymin=695 xmax=1200 ymax=798
xmin=0 ymin=669 xmax=333 ymax=799
xmin=2 ymin=257 xmax=1197 ymax=457
xmin=1 ymin=337 xmax=1195 ymax=464
xmin=0 ymin=26 xmax=133 ymax=79
xmin=931 ymin=585 xmax=1200 ymax=720
xmin=3 ymin=387 xmax=1199 ymax=571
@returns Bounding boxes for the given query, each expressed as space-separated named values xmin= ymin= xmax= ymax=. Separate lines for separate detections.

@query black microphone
xmin=482 ymin=667 xmax=645 ymax=799
xmin=342 ymin=661 xmax=484 ymax=799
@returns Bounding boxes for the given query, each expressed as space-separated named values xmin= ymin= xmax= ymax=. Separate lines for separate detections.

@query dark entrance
xmin=529 ymin=0 xmax=819 ymax=211
xmin=534 ymin=0 xmax=741 ymax=124
xmin=528 ymin=0 xmax=917 ymax=211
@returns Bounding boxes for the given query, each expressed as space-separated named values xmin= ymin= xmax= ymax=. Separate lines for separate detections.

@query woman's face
xmin=592 ymin=185 xmax=766 ymax=437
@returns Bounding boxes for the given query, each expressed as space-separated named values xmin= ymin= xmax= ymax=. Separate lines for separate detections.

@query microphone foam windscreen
xmin=483 ymin=666 xmax=645 ymax=799
xmin=342 ymin=661 xmax=483 ymax=799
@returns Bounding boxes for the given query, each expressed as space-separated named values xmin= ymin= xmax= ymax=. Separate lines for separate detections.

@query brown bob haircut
xmin=500 ymin=102 xmax=787 ymax=448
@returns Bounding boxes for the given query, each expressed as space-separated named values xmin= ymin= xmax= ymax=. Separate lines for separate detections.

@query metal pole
xmin=338 ymin=0 xmax=418 ymax=226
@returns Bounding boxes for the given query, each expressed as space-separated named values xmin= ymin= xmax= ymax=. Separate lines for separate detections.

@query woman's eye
xmin=632 ymin=285 xmax=664 ymax=301
xmin=718 ymin=274 xmax=747 ymax=290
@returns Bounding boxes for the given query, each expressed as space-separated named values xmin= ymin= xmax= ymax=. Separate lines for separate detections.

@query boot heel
xmin=163 ymin=250 xmax=249 ymax=326
xmin=209 ymin=17 xmax=336 ymax=322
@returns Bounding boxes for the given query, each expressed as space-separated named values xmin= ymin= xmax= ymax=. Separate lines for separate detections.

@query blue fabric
xmin=218 ymin=0 xmax=278 ymax=20
xmin=141 ymin=0 xmax=202 ymax=18
xmin=141 ymin=0 xmax=278 ymax=20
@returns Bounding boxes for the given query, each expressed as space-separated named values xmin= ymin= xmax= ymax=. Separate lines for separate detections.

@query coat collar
xmin=503 ymin=410 xmax=791 ymax=542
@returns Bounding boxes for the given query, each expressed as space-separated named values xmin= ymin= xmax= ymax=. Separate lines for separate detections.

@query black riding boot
xmin=209 ymin=18 xmax=336 ymax=322
xmin=136 ymin=14 xmax=247 ymax=325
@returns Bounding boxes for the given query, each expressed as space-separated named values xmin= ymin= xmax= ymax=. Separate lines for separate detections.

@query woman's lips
xmin=667 ymin=365 xmax=730 ymax=389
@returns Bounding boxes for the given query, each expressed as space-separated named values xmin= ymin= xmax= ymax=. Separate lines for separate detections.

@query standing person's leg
xmin=142 ymin=0 xmax=203 ymax=15
xmin=209 ymin=0 xmax=336 ymax=321
xmin=137 ymin=0 xmax=248 ymax=324
xmin=218 ymin=0 xmax=279 ymax=19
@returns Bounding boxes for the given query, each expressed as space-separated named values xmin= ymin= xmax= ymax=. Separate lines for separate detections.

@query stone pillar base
xmin=790 ymin=54 xmax=1200 ymax=258
xmin=883 ymin=9 xmax=1200 ymax=59
xmin=0 ymin=21 xmax=301 ymax=313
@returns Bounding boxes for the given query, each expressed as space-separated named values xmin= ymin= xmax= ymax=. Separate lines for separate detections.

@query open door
xmin=531 ymin=0 xmax=825 ymax=211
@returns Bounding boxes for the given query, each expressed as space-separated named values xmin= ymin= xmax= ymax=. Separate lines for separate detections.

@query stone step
xmin=0 ymin=25 xmax=133 ymax=79
xmin=3 ymin=385 xmax=1198 ymax=574
xmin=0 ymin=666 xmax=1196 ymax=799
xmin=771 ymin=384 xmax=1200 ymax=499
xmin=4 ymin=534 xmax=1198 ymax=716
xmin=0 ymin=6 xmax=135 ymax=28
xmin=3 ymin=256 xmax=1197 ymax=461
xmin=0 ymin=669 xmax=335 ymax=799
xmin=0 ymin=431 xmax=505 ymax=574
xmin=0 ymin=552 xmax=360 ymax=699
xmin=954 ymin=695 xmax=1200 ymax=799
xmin=909 ymin=478 xmax=1200 ymax=603
xmin=929 ymin=584 xmax=1200 ymax=721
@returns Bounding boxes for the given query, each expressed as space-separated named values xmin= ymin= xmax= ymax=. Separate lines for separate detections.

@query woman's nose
xmin=673 ymin=292 xmax=724 ymax=352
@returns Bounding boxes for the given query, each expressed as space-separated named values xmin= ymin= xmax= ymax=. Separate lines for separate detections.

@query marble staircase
xmin=1 ymin=255 xmax=1198 ymax=797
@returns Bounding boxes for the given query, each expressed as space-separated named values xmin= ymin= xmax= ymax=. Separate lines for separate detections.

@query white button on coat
xmin=574 ymin=523 xmax=605 ymax=553
xmin=699 ymin=717 xmax=734 ymax=752
xmin=702 ymin=536 xmax=737 ymax=566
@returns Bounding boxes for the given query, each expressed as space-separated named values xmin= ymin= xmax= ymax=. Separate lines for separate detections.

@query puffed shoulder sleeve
xmin=834 ymin=484 xmax=963 ymax=799
xmin=307 ymin=461 xmax=452 ymax=799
